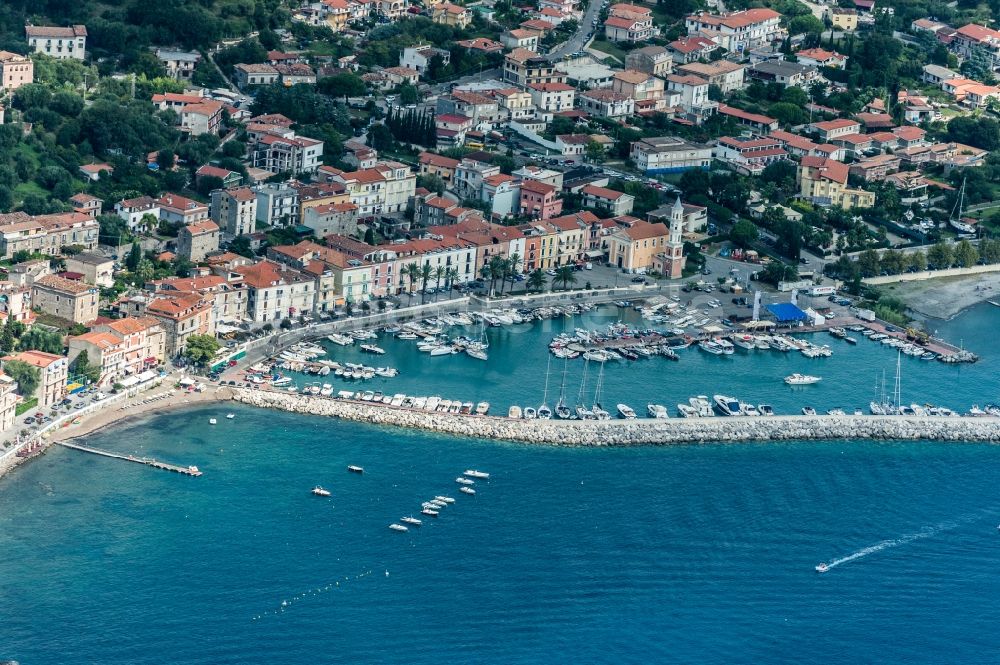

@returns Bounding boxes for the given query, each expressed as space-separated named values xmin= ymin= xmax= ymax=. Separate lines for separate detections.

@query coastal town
xmin=0 ymin=0 xmax=997 ymax=465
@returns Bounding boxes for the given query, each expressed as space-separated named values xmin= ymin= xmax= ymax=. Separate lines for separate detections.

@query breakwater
xmin=231 ymin=389 xmax=1000 ymax=445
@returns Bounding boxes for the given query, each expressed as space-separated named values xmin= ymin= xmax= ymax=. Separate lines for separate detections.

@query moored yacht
xmin=508 ymin=405 xmax=522 ymax=419
xmin=523 ymin=407 xmax=537 ymax=419
xmin=617 ymin=404 xmax=637 ymax=419
xmin=784 ymin=373 xmax=822 ymax=385
xmin=677 ymin=403 xmax=698 ymax=418
xmin=647 ymin=404 xmax=669 ymax=419
xmin=690 ymin=396 xmax=714 ymax=417
xmin=360 ymin=344 xmax=385 ymax=355
xmin=400 ymin=516 xmax=422 ymax=526
xmin=713 ymin=395 xmax=743 ymax=416
xmin=388 ymin=523 xmax=408 ymax=532
xmin=311 ymin=486 xmax=331 ymax=497
xmin=456 ymin=477 xmax=474 ymax=485
xmin=460 ymin=486 xmax=476 ymax=495
xmin=758 ymin=404 xmax=775 ymax=416
xmin=802 ymin=406 xmax=817 ymax=415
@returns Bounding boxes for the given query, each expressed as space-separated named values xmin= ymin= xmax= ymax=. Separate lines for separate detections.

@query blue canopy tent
xmin=766 ymin=303 xmax=809 ymax=326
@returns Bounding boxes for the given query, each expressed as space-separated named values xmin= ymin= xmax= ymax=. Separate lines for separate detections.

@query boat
xmin=827 ymin=408 xmax=846 ymax=416
xmin=690 ymin=396 xmax=714 ymax=417
xmin=508 ymin=405 xmax=522 ymax=419
xmin=312 ymin=486 xmax=331 ymax=497
xmin=466 ymin=346 xmax=488 ymax=361
xmin=802 ymin=406 xmax=817 ymax=415
xmin=647 ymin=404 xmax=669 ymax=419
xmin=555 ymin=357 xmax=573 ymax=419
xmin=715 ymin=339 xmax=735 ymax=355
xmin=209 ymin=418 xmax=217 ymax=425
xmin=815 ymin=563 xmax=829 ymax=573
xmin=226 ymin=413 xmax=235 ymax=419
xmin=400 ymin=516 xmax=422 ymax=526
xmin=360 ymin=344 xmax=385 ymax=355
xmin=677 ymin=403 xmax=698 ymax=418
xmin=271 ymin=377 xmax=292 ymax=387
xmin=475 ymin=401 xmax=490 ymax=415
xmin=421 ymin=508 xmax=439 ymax=517
xmin=456 ymin=477 xmax=474 ymax=485
xmin=784 ymin=373 xmax=822 ymax=385
xmin=328 ymin=333 xmax=354 ymax=346
xmin=460 ymin=486 xmax=476 ymax=495
xmin=523 ymin=407 xmax=537 ymax=419
xmin=435 ymin=495 xmax=455 ymax=504
xmin=844 ymin=337 xmax=858 ymax=345
xmin=430 ymin=345 xmax=456 ymax=356
xmin=464 ymin=469 xmax=490 ymax=479
xmin=742 ymin=404 xmax=761 ymax=417
xmin=617 ymin=403 xmax=637 ymax=419
xmin=731 ymin=334 xmax=756 ymax=351
xmin=537 ymin=355 xmax=553 ymax=420
xmin=347 ymin=465 xmax=364 ymax=474
xmin=388 ymin=523 xmax=408 ymax=532
xmin=699 ymin=339 xmax=725 ymax=355
xmin=758 ymin=404 xmax=775 ymax=416
xmin=713 ymin=395 xmax=742 ymax=416
xmin=591 ymin=362 xmax=611 ymax=421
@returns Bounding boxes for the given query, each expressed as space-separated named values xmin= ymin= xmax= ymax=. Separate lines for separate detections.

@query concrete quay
xmin=231 ymin=389 xmax=1000 ymax=446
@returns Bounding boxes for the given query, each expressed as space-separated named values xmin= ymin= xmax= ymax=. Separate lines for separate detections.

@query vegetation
xmin=4 ymin=359 xmax=39 ymax=398
xmin=183 ymin=334 xmax=221 ymax=366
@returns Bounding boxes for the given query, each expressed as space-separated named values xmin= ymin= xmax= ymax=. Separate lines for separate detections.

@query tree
xmin=70 ymin=350 xmax=101 ymax=384
xmin=555 ymin=265 xmax=577 ymax=290
xmin=585 ymin=140 xmax=606 ymax=163
xmin=368 ymin=123 xmax=395 ymax=152
xmin=487 ymin=255 xmax=505 ymax=296
xmin=280 ymin=318 xmax=293 ymax=330
xmin=419 ymin=263 xmax=433 ymax=302
xmin=4 ymin=360 xmax=39 ymax=398
xmin=229 ymin=235 xmax=255 ymax=258
xmin=954 ymin=239 xmax=979 ymax=267
xmin=856 ymin=248 xmax=881 ymax=277
xmin=730 ymin=219 xmax=760 ymax=249
xmin=19 ymin=328 xmax=64 ymax=354
xmin=318 ymin=72 xmax=368 ymax=101
xmin=908 ymin=250 xmax=927 ymax=272
xmin=183 ymin=335 xmax=220 ymax=366
xmin=527 ymin=268 xmax=547 ymax=292
xmin=927 ymin=241 xmax=954 ymax=269
xmin=398 ymin=82 xmax=420 ymax=105
xmin=126 ymin=242 xmax=143 ymax=272
xmin=881 ymin=249 xmax=906 ymax=275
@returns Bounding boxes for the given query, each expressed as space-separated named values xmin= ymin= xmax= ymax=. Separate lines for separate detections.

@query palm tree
xmin=527 ymin=268 xmax=546 ymax=292
xmin=555 ymin=265 xmax=577 ymax=291
xmin=419 ymin=263 xmax=433 ymax=303
xmin=444 ymin=266 xmax=459 ymax=294
xmin=496 ymin=258 xmax=512 ymax=296
xmin=404 ymin=262 xmax=419 ymax=304
xmin=506 ymin=252 xmax=522 ymax=294
xmin=433 ymin=265 xmax=446 ymax=301
xmin=488 ymin=255 xmax=506 ymax=296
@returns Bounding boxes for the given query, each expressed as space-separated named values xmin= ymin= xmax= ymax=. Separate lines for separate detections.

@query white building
xmin=25 ymin=24 xmax=87 ymax=60
xmin=630 ymin=136 xmax=712 ymax=174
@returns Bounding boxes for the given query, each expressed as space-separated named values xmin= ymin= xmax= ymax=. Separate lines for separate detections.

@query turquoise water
xmin=0 ymin=305 xmax=998 ymax=663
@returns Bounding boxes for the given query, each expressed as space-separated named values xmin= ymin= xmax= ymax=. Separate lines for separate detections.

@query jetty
xmin=55 ymin=441 xmax=203 ymax=476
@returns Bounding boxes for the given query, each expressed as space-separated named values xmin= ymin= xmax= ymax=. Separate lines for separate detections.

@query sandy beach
xmin=881 ymin=272 xmax=1000 ymax=319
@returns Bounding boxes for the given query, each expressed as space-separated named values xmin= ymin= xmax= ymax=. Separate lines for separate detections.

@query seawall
xmin=231 ymin=389 xmax=1000 ymax=445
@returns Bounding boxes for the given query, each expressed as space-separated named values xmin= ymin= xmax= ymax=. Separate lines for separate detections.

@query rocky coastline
xmin=232 ymin=389 xmax=1000 ymax=445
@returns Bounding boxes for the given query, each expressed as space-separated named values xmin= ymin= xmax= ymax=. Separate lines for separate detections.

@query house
xmin=302 ymin=202 xmax=358 ymax=237
xmin=435 ymin=113 xmax=474 ymax=148
xmin=797 ymin=156 xmax=875 ymax=208
xmin=78 ymin=163 xmax=112 ymax=182
xmin=748 ymin=60 xmax=817 ymax=87
xmin=253 ymin=182 xmax=299 ymax=225
xmin=419 ymin=152 xmax=461 ymax=183
xmin=157 ymin=193 xmax=210 ymax=226
xmin=892 ymin=125 xmax=927 ymax=148
xmin=647 ymin=199 xmax=707 ymax=234
xmin=177 ymin=220 xmax=220 ymax=263
xmin=3 ymin=350 xmax=67 ymax=407
xmin=605 ymin=15 xmax=655 ymax=43
xmin=854 ymin=112 xmax=895 ymax=131
xmin=825 ymin=7 xmax=858 ymax=31
xmin=0 ymin=212 xmax=98 ymax=259
xmin=154 ymin=49 xmax=201 ymax=80
xmin=717 ymin=104 xmax=778 ymax=134
xmin=383 ymin=66 xmax=420 ymax=87
xmin=607 ymin=221 xmax=671 ymax=273
xmin=31 ymin=274 xmax=99 ymax=324
xmin=848 ymin=154 xmax=901 ymax=181
xmin=832 ymin=133 xmax=874 ymax=159
xmin=141 ymin=292 xmax=215 ymax=355
xmin=432 ymin=2 xmax=471 ymax=28
xmin=444 ymin=90 xmax=504 ymax=129
xmin=275 ymin=63 xmax=317 ymax=86
xmin=713 ymin=136 xmax=788 ymax=176
xmin=767 ymin=129 xmax=820 ymax=157
xmin=810 ymin=118 xmax=861 ymax=142
xmin=251 ymin=132 xmax=324 ymax=175
xmin=0 ymin=51 xmax=33 ymax=91
xmin=25 ymin=24 xmax=87 ymax=60
xmin=581 ymin=185 xmax=635 ymax=216
xmin=503 ymin=49 xmax=567 ymax=88
xmin=115 ymin=196 xmax=161 ymax=232
xmin=527 ymin=82 xmax=575 ymax=112
xmin=667 ymin=36 xmax=720 ymax=64
xmin=502 ymin=29 xmax=540 ymax=52
xmin=950 ymin=24 xmax=1000 ymax=69
xmin=922 ymin=64 xmax=959 ymax=87
xmin=0 ymin=373 xmax=16 ymax=432
xmin=400 ymin=45 xmax=452 ymax=76
xmin=149 ymin=274 xmax=247 ymax=326
xmin=794 ymin=48 xmax=848 ymax=68
xmin=519 ymin=180 xmax=562 ymax=220
xmin=69 ymin=193 xmax=102 ymax=218
xmin=454 ymin=158 xmax=501 ymax=199
xmin=676 ymin=60 xmax=745 ymax=93
xmin=210 ymin=188 xmax=257 ymax=237
xmin=455 ymin=38 xmax=504 ymax=54
xmin=665 ymin=74 xmax=716 ymax=123
xmin=578 ymin=89 xmax=635 ymax=119
xmin=493 ymin=87 xmax=535 ymax=120
xmin=625 ymin=45 xmax=673 ymax=77
xmin=63 ymin=252 xmax=115 ymax=288
xmin=233 ymin=63 xmax=279 ymax=88
xmin=630 ymin=136 xmax=712 ymax=173
xmin=615 ymin=70 xmax=667 ymax=110
xmin=684 ymin=9 xmax=782 ymax=53
xmin=68 ymin=317 xmax=165 ymax=387
xmin=513 ymin=165 xmax=564 ymax=189
xmin=884 ymin=171 xmax=931 ymax=205
xmin=196 ymin=164 xmax=242 ymax=189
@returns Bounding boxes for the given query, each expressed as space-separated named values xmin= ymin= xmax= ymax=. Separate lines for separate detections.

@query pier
xmin=55 ymin=441 xmax=203 ymax=476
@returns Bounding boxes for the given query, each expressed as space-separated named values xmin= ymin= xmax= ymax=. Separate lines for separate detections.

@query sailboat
xmin=575 ymin=358 xmax=595 ymax=420
xmin=555 ymin=358 xmax=573 ymax=419
xmin=949 ymin=177 xmax=976 ymax=235
xmin=537 ymin=355 xmax=553 ymax=419
xmin=591 ymin=361 xmax=610 ymax=420
xmin=465 ymin=319 xmax=489 ymax=360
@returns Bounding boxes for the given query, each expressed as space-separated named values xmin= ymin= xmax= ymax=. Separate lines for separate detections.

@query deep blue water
xmin=0 ymin=305 xmax=999 ymax=664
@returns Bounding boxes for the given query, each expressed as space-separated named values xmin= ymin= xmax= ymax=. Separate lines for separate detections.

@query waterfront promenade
xmin=232 ymin=388 xmax=1000 ymax=446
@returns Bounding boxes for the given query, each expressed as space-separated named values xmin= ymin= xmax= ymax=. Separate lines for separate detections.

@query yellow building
xmin=826 ymin=7 xmax=858 ymax=31
xmin=296 ymin=183 xmax=352 ymax=225
xmin=432 ymin=2 xmax=471 ymax=28
xmin=798 ymin=157 xmax=875 ymax=209
xmin=607 ymin=221 xmax=671 ymax=273
xmin=323 ymin=0 xmax=351 ymax=30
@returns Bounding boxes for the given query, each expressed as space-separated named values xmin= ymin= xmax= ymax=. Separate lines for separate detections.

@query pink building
xmin=519 ymin=179 xmax=562 ymax=220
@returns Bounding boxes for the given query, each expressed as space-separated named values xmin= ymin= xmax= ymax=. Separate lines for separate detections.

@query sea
xmin=1 ymin=303 xmax=999 ymax=663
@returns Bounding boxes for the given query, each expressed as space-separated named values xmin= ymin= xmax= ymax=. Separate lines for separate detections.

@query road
xmin=548 ymin=0 xmax=605 ymax=60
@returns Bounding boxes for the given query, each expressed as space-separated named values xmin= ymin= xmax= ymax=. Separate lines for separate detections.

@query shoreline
xmin=882 ymin=272 xmax=1000 ymax=320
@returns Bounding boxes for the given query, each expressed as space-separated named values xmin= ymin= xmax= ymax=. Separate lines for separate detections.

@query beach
xmin=882 ymin=272 xmax=1000 ymax=319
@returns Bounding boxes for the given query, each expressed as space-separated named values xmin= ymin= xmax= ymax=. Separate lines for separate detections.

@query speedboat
xmin=435 ymin=496 xmax=455 ymax=504
xmin=690 ymin=396 xmax=714 ymax=417
xmin=360 ymin=344 xmax=385 ymax=355
xmin=785 ymin=373 xmax=821 ymax=385
xmin=713 ymin=395 xmax=742 ymax=416
xmin=758 ymin=404 xmax=775 ymax=416
xmin=617 ymin=404 xmax=637 ymax=419
xmin=389 ymin=523 xmax=408 ymax=532
xmin=312 ymin=486 xmax=331 ymax=497
xmin=464 ymin=470 xmax=490 ymax=479
xmin=677 ymin=403 xmax=698 ymax=418
xmin=815 ymin=563 xmax=829 ymax=573
xmin=802 ymin=406 xmax=817 ymax=416
xmin=475 ymin=401 xmax=490 ymax=415
xmin=508 ymin=405 xmax=522 ymax=419
xmin=209 ymin=418 xmax=217 ymax=425
xmin=460 ymin=486 xmax=476 ymax=495
xmin=421 ymin=509 xmax=439 ymax=517
xmin=456 ymin=477 xmax=474 ymax=485
xmin=226 ymin=413 xmax=236 ymax=419
xmin=537 ymin=404 xmax=552 ymax=419
xmin=741 ymin=404 xmax=761 ymax=417
xmin=523 ymin=407 xmax=537 ymax=419
xmin=699 ymin=339 xmax=725 ymax=355
xmin=347 ymin=465 xmax=364 ymax=474
xmin=400 ymin=516 xmax=422 ymax=526
xmin=647 ymin=404 xmax=669 ymax=419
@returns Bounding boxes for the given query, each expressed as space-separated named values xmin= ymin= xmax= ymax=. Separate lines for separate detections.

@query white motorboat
xmin=715 ymin=339 xmax=735 ymax=355
xmin=347 ymin=465 xmax=364 ymax=474
xmin=713 ymin=395 xmax=742 ymax=416
xmin=802 ymin=406 xmax=817 ymax=415
xmin=537 ymin=404 xmax=552 ymax=419
xmin=677 ymin=403 xmax=698 ymax=418
xmin=360 ymin=344 xmax=385 ymax=355
xmin=475 ymin=401 xmax=490 ymax=415
xmin=647 ymin=404 xmax=669 ymax=419
xmin=271 ymin=377 xmax=292 ymax=387
xmin=785 ymin=373 xmax=822 ymax=385
xmin=508 ymin=405 xmax=522 ymax=419
xmin=389 ymin=523 xmax=408 ymax=532
xmin=421 ymin=508 xmax=439 ymax=517
xmin=690 ymin=396 xmax=714 ymax=417
xmin=741 ymin=404 xmax=761 ymax=417
xmin=209 ymin=418 xmax=217 ymax=425
xmin=459 ymin=486 xmax=476 ymax=495
xmin=464 ymin=470 xmax=490 ymax=479
xmin=617 ymin=403 xmax=637 ymax=419
xmin=430 ymin=345 xmax=455 ymax=356
xmin=731 ymin=335 xmax=756 ymax=351
xmin=312 ymin=486 xmax=331 ymax=497
xmin=400 ymin=516 xmax=422 ymax=526
xmin=699 ymin=339 xmax=725 ymax=355
xmin=435 ymin=496 xmax=455 ymax=504
xmin=226 ymin=413 xmax=236 ymax=419
xmin=758 ymin=404 xmax=775 ymax=416
xmin=523 ymin=407 xmax=537 ymax=419
xmin=815 ymin=563 xmax=829 ymax=573
xmin=456 ymin=477 xmax=474 ymax=485
xmin=328 ymin=333 xmax=354 ymax=346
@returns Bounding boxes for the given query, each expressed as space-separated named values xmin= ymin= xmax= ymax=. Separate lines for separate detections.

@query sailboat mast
xmin=593 ymin=362 xmax=604 ymax=407
xmin=577 ymin=358 xmax=589 ymax=404
xmin=894 ymin=351 xmax=902 ymax=411
xmin=541 ymin=355 xmax=551 ymax=404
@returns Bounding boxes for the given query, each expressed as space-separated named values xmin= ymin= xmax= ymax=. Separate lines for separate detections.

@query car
xmin=74 ymin=403 xmax=84 ymax=409
xmin=34 ymin=412 xmax=43 ymax=419
xmin=799 ymin=257 xmax=809 ymax=264
xmin=630 ymin=276 xmax=646 ymax=283
xmin=701 ymin=267 xmax=712 ymax=275
xmin=545 ymin=269 xmax=557 ymax=276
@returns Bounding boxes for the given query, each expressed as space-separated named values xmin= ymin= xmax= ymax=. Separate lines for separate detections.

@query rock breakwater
xmin=232 ymin=389 xmax=1000 ymax=445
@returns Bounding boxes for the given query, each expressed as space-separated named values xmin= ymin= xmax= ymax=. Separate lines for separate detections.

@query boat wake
xmin=252 ymin=568 xmax=377 ymax=621
xmin=821 ymin=513 xmax=983 ymax=572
